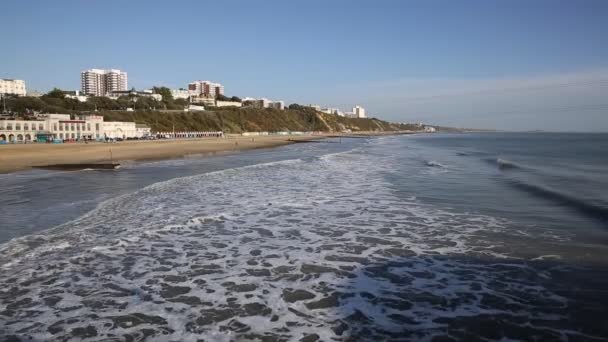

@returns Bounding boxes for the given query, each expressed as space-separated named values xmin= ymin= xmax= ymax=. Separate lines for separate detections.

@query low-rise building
xmin=136 ymin=124 xmax=152 ymax=137
xmin=102 ymin=121 xmax=137 ymax=139
xmin=186 ymin=104 xmax=206 ymax=111
xmin=190 ymin=96 xmax=215 ymax=107
xmin=320 ymin=107 xmax=340 ymax=115
xmin=0 ymin=79 xmax=27 ymax=96
xmin=243 ymin=98 xmax=284 ymax=110
xmin=215 ymin=100 xmax=243 ymax=108
xmin=108 ymin=90 xmax=162 ymax=101
xmin=171 ymin=88 xmax=190 ymax=100
xmin=0 ymin=113 xmax=142 ymax=142
xmin=63 ymin=90 xmax=89 ymax=102
xmin=308 ymin=105 xmax=321 ymax=111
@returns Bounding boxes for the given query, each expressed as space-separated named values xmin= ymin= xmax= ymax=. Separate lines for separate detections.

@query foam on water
xmin=1 ymin=141 xmax=607 ymax=341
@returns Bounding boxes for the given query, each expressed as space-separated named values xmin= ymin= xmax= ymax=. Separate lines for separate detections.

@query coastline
xmin=0 ymin=135 xmax=320 ymax=174
xmin=0 ymin=131 xmax=419 ymax=174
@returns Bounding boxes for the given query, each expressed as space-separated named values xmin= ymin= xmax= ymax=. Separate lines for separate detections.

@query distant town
xmin=0 ymin=69 xmax=433 ymax=143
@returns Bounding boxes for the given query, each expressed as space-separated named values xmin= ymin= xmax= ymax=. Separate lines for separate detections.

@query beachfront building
xmin=0 ymin=113 xmax=144 ymax=142
xmin=188 ymin=80 xmax=224 ymax=98
xmin=81 ymin=69 xmax=128 ymax=96
xmin=102 ymin=121 xmax=137 ymax=139
xmin=0 ymin=79 xmax=27 ymax=96
xmin=353 ymin=105 xmax=366 ymax=118
xmin=136 ymin=124 xmax=152 ymax=137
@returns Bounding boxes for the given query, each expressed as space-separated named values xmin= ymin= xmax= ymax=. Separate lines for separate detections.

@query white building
xmin=320 ymin=107 xmax=340 ymax=115
xmin=81 ymin=69 xmax=128 ymax=96
xmin=136 ymin=124 xmax=152 ymax=137
xmin=243 ymin=98 xmax=284 ymax=110
xmin=309 ymin=105 xmax=321 ymax=111
xmin=187 ymin=80 xmax=224 ymax=98
xmin=0 ymin=79 xmax=26 ymax=96
xmin=63 ymin=90 xmax=89 ymax=102
xmin=424 ymin=126 xmax=436 ymax=133
xmin=215 ymin=100 xmax=242 ymax=108
xmin=102 ymin=121 xmax=137 ymax=139
xmin=353 ymin=105 xmax=366 ymax=118
xmin=0 ymin=113 xmax=143 ymax=142
xmin=171 ymin=88 xmax=190 ymax=100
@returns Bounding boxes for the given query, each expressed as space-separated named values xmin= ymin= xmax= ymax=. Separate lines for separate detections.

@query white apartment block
xmin=0 ymin=79 xmax=27 ymax=96
xmin=353 ymin=105 xmax=366 ymax=118
xmin=81 ymin=69 xmax=128 ymax=96
xmin=187 ymin=80 xmax=224 ymax=98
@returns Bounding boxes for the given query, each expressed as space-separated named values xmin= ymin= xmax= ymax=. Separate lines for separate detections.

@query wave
xmin=425 ymin=160 xmax=446 ymax=168
xmin=483 ymin=157 xmax=526 ymax=171
xmin=507 ymin=179 xmax=608 ymax=223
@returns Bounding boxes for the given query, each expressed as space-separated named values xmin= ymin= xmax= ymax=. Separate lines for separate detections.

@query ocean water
xmin=1 ymin=133 xmax=607 ymax=341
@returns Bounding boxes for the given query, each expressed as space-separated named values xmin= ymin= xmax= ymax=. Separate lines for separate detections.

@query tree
xmin=46 ymin=88 xmax=65 ymax=99
xmin=289 ymin=103 xmax=304 ymax=110
xmin=216 ymin=94 xmax=230 ymax=101
xmin=152 ymin=86 xmax=173 ymax=101
xmin=230 ymin=96 xmax=242 ymax=102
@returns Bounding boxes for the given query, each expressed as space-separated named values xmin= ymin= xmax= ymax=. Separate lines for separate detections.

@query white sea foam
xmin=0 ymin=139 xmax=601 ymax=341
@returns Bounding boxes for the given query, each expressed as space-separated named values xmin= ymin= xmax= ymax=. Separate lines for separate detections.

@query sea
xmin=0 ymin=133 xmax=607 ymax=341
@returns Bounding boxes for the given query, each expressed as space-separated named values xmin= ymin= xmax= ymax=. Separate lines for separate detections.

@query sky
xmin=1 ymin=0 xmax=608 ymax=131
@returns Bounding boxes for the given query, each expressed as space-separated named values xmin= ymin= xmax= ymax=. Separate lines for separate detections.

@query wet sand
xmin=0 ymin=135 xmax=323 ymax=173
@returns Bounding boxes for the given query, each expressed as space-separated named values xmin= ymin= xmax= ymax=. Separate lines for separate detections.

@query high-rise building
xmin=0 ymin=79 xmax=26 ymax=96
xmin=188 ymin=80 xmax=224 ymax=98
xmin=353 ymin=105 xmax=366 ymax=118
xmin=80 ymin=69 xmax=128 ymax=96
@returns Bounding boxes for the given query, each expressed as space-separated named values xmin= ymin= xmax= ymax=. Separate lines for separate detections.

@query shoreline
xmin=0 ymin=135 xmax=321 ymax=174
xmin=0 ymin=131 xmax=419 ymax=174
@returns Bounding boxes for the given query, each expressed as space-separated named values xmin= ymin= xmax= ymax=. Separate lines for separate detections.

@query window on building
xmin=95 ymin=123 xmax=100 ymax=131
xmin=53 ymin=123 xmax=57 ymax=131
xmin=24 ymin=123 xmax=29 ymax=130
xmin=39 ymin=124 xmax=43 ymax=130
xmin=6 ymin=123 xmax=12 ymax=130
xmin=87 ymin=124 xmax=91 ymax=131
xmin=71 ymin=124 xmax=74 ymax=131
xmin=15 ymin=123 xmax=21 ymax=130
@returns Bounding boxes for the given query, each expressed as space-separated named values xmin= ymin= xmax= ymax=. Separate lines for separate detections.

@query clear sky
xmin=2 ymin=0 xmax=608 ymax=131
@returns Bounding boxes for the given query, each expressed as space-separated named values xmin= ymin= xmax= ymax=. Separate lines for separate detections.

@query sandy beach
xmin=0 ymin=135 xmax=324 ymax=173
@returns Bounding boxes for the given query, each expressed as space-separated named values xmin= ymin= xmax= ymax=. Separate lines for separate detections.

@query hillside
xmin=97 ymin=107 xmax=421 ymax=133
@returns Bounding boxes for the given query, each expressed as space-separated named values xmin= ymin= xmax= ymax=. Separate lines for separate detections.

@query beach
xmin=0 ymin=135 xmax=323 ymax=173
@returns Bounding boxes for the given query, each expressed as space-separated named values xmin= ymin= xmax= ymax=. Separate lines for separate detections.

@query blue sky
xmin=2 ymin=0 xmax=608 ymax=131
